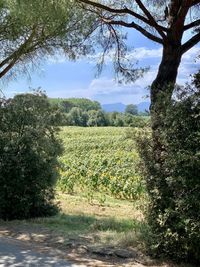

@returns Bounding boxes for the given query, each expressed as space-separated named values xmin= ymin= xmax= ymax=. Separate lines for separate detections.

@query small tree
xmin=61 ymin=100 xmax=75 ymax=113
xmin=0 ymin=91 xmax=63 ymax=220
xmin=67 ymin=107 xmax=88 ymax=126
xmin=87 ymin=109 xmax=108 ymax=126
xmin=125 ymin=104 xmax=138 ymax=115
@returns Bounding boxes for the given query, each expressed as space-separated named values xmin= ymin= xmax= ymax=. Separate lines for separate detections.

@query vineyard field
xmin=58 ymin=127 xmax=145 ymax=201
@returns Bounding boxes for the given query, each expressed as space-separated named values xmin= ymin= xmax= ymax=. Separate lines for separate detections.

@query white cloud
xmin=86 ymin=75 xmax=150 ymax=104
xmin=48 ymin=45 xmax=199 ymax=66
xmin=85 ymin=44 xmax=200 ymax=103
xmin=87 ymin=47 xmax=163 ymax=64
xmin=6 ymin=43 xmax=200 ymax=105
xmin=88 ymin=77 xmax=138 ymax=95
xmin=127 ymin=47 xmax=162 ymax=60
xmin=182 ymin=46 xmax=200 ymax=60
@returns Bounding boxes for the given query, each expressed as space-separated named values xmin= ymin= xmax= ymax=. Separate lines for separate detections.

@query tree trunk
xmin=143 ymin=44 xmax=183 ymax=236
xmin=150 ymin=44 xmax=182 ymax=163
xmin=151 ymin=44 xmax=182 ymax=115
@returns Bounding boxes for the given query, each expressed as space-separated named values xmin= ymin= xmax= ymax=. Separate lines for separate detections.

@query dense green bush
xmin=0 ymin=92 xmax=63 ymax=220
xmin=65 ymin=107 xmax=88 ymax=126
xmin=136 ymin=83 xmax=200 ymax=263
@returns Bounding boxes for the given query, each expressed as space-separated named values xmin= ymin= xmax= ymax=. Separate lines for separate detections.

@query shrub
xmin=136 ymin=84 xmax=200 ymax=263
xmin=0 ymin=91 xmax=63 ymax=220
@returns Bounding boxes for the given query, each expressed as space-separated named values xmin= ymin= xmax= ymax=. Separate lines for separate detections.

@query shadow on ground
xmin=0 ymin=236 xmax=76 ymax=267
xmin=0 ymin=214 xmax=194 ymax=267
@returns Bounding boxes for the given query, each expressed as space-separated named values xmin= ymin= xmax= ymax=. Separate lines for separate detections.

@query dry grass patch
xmin=0 ymin=193 xmax=197 ymax=267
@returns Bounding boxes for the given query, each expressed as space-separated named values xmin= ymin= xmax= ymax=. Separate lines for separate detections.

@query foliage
xmin=64 ymin=98 xmax=101 ymax=111
xmin=136 ymin=82 xmax=200 ymax=263
xmin=0 ymin=92 xmax=63 ymax=220
xmin=49 ymin=98 xmax=150 ymax=127
xmin=0 ymin=0 xmax=96 ymax=79
xmin=65 ymin=110 xmax=149 ymax=127
xmin=125 ymin=104 xmax=138 ymax=115
xmin=57 ymin=127 xmax=145 ymax=201
xmin=66 ymin=107 xmax=88 ymax=126
xmin=49 ymin=98 xmax=101 ymax=112
xmin=87 ymin=109 xmax=108 ymax=126
xmin=77 ymin=0 xmax=200 ymax=84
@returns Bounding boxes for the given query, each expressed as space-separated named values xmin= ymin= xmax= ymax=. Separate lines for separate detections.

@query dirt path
xmin=0 ymin=224 xmax=194 ymax=267
xmin=0 ymin=224 xmax=152 ymax=267
xmin=0 ymin=236 xmax=82 ymax=267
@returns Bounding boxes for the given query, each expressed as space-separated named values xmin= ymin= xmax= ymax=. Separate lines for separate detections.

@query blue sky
xmin=1 ymin=29 xmax=200 ymax=105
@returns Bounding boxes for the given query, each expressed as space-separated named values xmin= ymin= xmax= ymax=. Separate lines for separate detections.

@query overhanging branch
xmin=135 ymin=0 xmax=166 ymax=39
xmin=77 ymin=0 xmax=167 ymax=34
xmin=78 ymin=0 xmax=146 ymax=18
xmin=184 ymin=19 xmax=200 ymax=30
xmin=192 ymin=0 xmax=200 ymax=6
xmin=0 ymin=26 xmax=37 ymax=70
xmin=181 ymin=31 xmax=200 ymax=54
xmin=107 ymin=20 xmax=163 ymax=44
xmin=0 ymin=59 xmax=17 ymax=79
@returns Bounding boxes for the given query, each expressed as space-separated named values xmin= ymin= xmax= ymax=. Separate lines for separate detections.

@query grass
xmin=0 ymin=193 xmax=196 ymax=266
xmin=0 ymin=126 xmax=197 ymax=266
xmin=29 ymin=192 xmax=148 ymax=248
xmin=0 ymin=127 xmax=148 ymax=255
xmin=0 ymin=192 xmax=148 ymax=251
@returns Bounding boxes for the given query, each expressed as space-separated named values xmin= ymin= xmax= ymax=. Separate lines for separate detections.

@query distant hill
xmin=49 ymin=98 xmax=150 ymax=113
xmin=102 ymin=101 xmax=150 ymax=113
xmin=102 ymin=103 xmax=126 ymax=112
xmin=137 ymin=102 xmax=150 ymax=113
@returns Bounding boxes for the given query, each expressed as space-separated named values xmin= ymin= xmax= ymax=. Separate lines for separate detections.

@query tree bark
xmin=150 ymin=44 xmax=182 ymax=162
xmin=150 ymin=44 xmax=182 ymax=115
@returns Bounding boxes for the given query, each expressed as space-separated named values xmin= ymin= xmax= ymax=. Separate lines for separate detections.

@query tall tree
xmin=76 ymin=0 xmax=200 ymax=114
xmin=0 ymin=0 xmax=96 ymax=80
xmin=75 ymin=0 xmax=200 ymax=182
xmin=76 ymin=1 xmax=200 ymax=261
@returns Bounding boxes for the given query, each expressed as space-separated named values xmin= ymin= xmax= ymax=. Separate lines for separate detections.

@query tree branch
xmin=134 ymin=0 xmax=166 ymax=39
xmin=78 ymin=0 xmax=145 ymax=17
xmin=184 ymin=19 xmax=200 ymax=31
xmin=181 ymin=32 xmax=200 ymax=54
xmin=0 ymin=59 xmax=17 ymax=79
xmin=170 ymin=0 xmax=191 ymax=41
xmin=107 ymin=20 xmax=163 ymax=44
xmin=192 ymin=0 xmax=200 ymax=6
xmin=78 ymin=0 xmax=167 ymax=33
xmin=0 ymin=26 xmax=37 ymax=70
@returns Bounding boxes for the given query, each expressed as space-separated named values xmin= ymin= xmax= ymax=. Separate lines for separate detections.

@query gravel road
xmin=0 ymin=237 xmax=83 ymax=267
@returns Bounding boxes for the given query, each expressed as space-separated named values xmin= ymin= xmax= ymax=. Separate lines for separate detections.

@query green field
xmin=58 ymin=127 xmax=146 ymax=202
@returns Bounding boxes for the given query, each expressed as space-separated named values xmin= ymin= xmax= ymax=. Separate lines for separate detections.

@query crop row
xmin=57 ymin=127 xmax=145 ymax=201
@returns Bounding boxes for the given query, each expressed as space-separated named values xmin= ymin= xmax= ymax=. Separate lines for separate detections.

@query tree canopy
xmin=77 ymin=1 xmax=200 ymax=52
xmin=76 ymin=0 xmax=200 ymax=88
xmin=0 ymin=0 xmax=96 ymax=80
xmin=125 ymin=104 xmax=138 ymax=115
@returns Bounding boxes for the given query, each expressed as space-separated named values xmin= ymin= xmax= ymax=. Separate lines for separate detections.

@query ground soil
xmin=0 ymin=222 xmax=194 ymax=267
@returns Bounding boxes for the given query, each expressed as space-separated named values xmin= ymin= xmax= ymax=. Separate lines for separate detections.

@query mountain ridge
xmin=102 ymin=101 xmax=150 ymax=113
